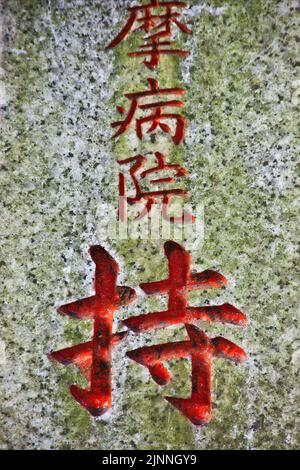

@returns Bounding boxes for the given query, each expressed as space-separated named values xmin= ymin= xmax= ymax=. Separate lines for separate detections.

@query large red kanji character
xmin=49 ymin=242 xmax=248 ymax=425
xmin=118 ymin=152 xmax=194 ymax=223
xmin=106 ymin=1 xmax=192 ymax=70
xmin=127 ymin=324 xmax=247 ymax=425
xmin=123 ymin=241 xmax=247 ymax=332
xmin=112 ymin=78 xmax=186 ymax=144
xmin=49 ymin=246 xmax=136 ymax=417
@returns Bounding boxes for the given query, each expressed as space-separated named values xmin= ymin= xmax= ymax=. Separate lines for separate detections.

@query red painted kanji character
xmin=106 ymin=0 xmax=192 ymax=70
xmin=118 ymin=152 xmax=195 ymax=223
xmin=112 ymin=78 xmax=186 ymax=144
xmin=124 ymin=241 xmax=248 ymax=424
xmin=123 ymin=241 xmax=247 ymax=333
xmin=127 ymin=324 xmax=247 ymax=425
xmin=49 ymin=246 xmax=136 ymax=417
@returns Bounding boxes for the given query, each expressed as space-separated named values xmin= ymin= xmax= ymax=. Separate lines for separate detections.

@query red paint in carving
xmin=118 ymin=152 xmax=194 ymax=222
xmin=112 ymin=78 xmax=186 ymax=144
xmin=49 ymin=246 xmax=136 ymax=417
xmin=127 ymin=324 xmax=247 ymax=425
xmin=50 ymin=242 xmax=247 ymax=425
xmin=123 ymin=241 xmax=247 ymax=333
xmin=106 ymin=1 xmax=192 ymax=70
xmin=124 ymin=240 xmax=248 ymax=425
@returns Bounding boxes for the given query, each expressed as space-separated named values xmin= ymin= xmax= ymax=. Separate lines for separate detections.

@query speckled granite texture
xmin=0 ymin=0 xmax=299 ymax=450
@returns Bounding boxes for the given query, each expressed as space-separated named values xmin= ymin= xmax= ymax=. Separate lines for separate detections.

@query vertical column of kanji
xmin=107 ymin=1 xmax=194 ymax=223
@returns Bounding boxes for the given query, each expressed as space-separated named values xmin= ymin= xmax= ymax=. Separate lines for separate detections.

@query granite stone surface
xmin=0 ymin=0 xmax=299 ymax=449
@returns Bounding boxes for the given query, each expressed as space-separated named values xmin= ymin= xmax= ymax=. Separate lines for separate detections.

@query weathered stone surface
xmin=0 ymin=0 xmax=299 ymax=449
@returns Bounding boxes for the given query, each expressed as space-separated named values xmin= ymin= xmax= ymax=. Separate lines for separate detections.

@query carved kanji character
xmin=106 ymin=1 xmax=192 ymax=69
xmin=112 ymin=78 xmax=186 ymax=144
xmin=118 ymin=152 xmax=194 ymax=222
